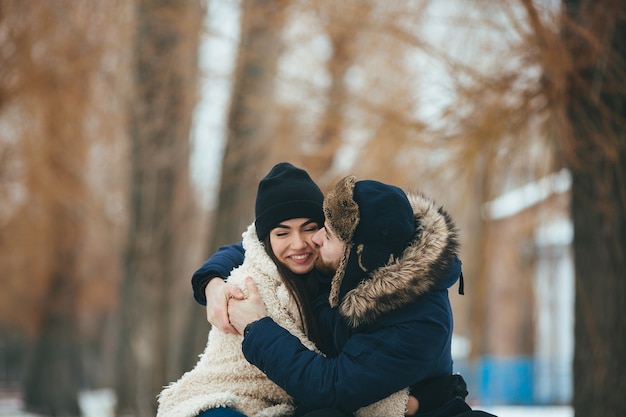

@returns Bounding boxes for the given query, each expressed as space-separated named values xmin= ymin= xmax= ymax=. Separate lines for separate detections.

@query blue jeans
xmin=197 ymin=408 xmax=248 ymax=417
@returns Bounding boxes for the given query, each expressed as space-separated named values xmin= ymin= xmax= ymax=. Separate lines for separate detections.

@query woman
xmin=157 ymin=162 xmax=329 ymax=417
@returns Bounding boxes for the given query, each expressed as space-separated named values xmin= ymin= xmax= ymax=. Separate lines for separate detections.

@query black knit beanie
xmin=255 ymin=162 xmax=324 ymax=241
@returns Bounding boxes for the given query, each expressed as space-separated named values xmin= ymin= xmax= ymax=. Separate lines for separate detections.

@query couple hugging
xmin=158 ymin=162 xmax=495 ymax=417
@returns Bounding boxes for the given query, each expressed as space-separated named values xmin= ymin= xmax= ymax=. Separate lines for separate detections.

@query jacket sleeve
xmin=191 ymin=242 xmax=245 ymax=305
xmin=311 ymin=295 xmax=342 ymax=343
xmin=242 ymin=302 xmax=451 ymax=414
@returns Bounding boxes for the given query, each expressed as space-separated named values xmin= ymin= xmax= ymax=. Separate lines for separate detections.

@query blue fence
xmin=454 ymin=356 xmax=572 ymax=406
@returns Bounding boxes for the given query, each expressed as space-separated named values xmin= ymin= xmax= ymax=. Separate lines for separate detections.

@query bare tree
xmin=269 ymin=1 xmax=433 ymax=186
xmin=115 ymin=0 xmax=204 ymax=416
xmin=463 ymin=0 xmax=626 ymax=409
xmin=305 ymin=1 xmax=369 ymax=182
xmin=0 ymin=1 xmax=117 ymax=414
xmin=559 ymin=1 xmax=626 ymax=415
xmin=207 ymin=0 xmax=290 ymax=251
xmin=503 ymin=0 xmax=626 ymax=411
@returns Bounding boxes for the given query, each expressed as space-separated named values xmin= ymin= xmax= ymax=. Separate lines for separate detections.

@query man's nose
xmin=312 ymin=228 xmax=324 ymax=246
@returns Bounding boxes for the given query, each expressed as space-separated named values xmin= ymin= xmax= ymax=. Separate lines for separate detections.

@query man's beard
xmin=315 ymin=255 xmax=336 ymax=276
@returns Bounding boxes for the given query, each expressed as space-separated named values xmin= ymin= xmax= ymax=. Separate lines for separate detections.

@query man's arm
xmin=242 ymin=317 xmax=448 ymax=414
xmin=192 ymin=242 xmax=246 ymax=333
xmin=229 ymin=279 xmax=450 ymax=414
xmin=191 ymin=242 xmax=245 ymax=304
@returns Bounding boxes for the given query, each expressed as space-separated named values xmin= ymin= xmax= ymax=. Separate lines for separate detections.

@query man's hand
xmin=205 ymin=278 xmax=245 ymax=334
xmin=228 ymin=277 xmax=268 ymax=334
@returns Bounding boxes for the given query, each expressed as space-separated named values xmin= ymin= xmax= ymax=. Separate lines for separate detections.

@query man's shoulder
xmin=372 ymin=291 xmax=452 ymax=327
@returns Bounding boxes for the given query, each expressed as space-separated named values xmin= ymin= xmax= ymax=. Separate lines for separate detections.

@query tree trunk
xmin=562 ymin=1 xmax=626 ymax=415
xmin=183 ymin=0 xmax=291 ymax=367
xmin=115 ymin=1 xmax=203 ymax=416
xmin=23 ymin=273 xmax=82 ymax=416
xmin=10 ymin=1 xmax=99 ymax=414
xmin=307 ymin=2 xmax=363 ymax=183
xmin=209 ymin=0 xmax=289 ymax=249
xmin=467 ymin=155 xmax=492 ymax=360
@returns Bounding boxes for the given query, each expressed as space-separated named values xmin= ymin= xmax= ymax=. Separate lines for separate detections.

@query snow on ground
xmin=0 ymin=389 xmax=116 ymax=417
xmin=481 ymin=405 xmax=572 ymax=417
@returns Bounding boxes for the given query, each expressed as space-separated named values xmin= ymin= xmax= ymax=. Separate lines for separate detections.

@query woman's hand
xmin=228 ymin=277 xmax=268 ymax=334
xmin=405 ymin=395 xmax=419 ymax=416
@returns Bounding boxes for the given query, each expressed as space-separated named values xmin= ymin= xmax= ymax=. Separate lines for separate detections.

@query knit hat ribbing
xmin=255 ymin=162 xmax=324 ymax=241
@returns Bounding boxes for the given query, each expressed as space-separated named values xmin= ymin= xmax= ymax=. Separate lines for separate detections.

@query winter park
xmin=0 ymin=1 xmax=624 ymax=417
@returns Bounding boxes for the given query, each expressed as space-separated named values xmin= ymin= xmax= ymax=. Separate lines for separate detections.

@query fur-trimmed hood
xmin=325 ymin=178 xmax=460 ymax=329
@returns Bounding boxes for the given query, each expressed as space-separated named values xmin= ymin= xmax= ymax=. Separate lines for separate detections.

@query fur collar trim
xmin=336 ymin=192 xmax=459 ymax=328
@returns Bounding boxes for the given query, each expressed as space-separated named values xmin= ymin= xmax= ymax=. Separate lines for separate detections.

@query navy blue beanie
xmin=255 ymin=162 xmax=324 ymax=241
xmin=352 ymin=180 xmax=415 ymax=269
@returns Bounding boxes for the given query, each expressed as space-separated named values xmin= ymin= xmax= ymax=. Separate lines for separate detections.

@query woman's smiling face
xmin=269 ymin=218 xmax=320 ymax=275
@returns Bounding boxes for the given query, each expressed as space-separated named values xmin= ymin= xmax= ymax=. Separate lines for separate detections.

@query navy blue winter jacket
xmin=242 ymin=258 xmax=460 ymax=415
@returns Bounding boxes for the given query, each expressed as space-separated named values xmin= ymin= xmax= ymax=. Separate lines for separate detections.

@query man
xmin=223 ymin=176 xmax=487 ymax=416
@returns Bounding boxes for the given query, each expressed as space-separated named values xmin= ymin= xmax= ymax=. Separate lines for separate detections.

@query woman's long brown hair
xmin=263 ymin=235 xmax=334 ymax=356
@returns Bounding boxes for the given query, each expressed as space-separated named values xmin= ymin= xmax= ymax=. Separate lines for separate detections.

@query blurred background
xmin=0 ymin=0 xmax=624 ymax=416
